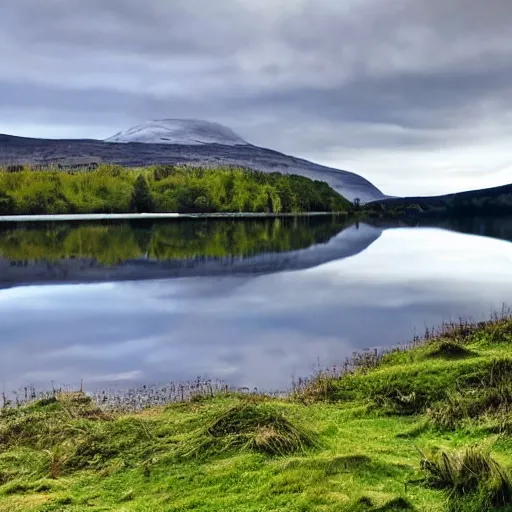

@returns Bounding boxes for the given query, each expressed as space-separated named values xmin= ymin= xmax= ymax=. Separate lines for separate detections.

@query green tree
xmin=130 ymin=175 xmax=155 ymax=213
xmin=0 ymin=191 xmax=16 ymax=214
xmin=153 ymin=165 xmax=177 ymax=181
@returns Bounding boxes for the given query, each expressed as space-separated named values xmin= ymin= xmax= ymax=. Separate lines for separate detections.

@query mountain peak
xmin=104 ymin=119 xmax=249 ymax=146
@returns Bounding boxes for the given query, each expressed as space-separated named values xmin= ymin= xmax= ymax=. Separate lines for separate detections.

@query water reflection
xmin=0 ymin=216 xmax=511 ymax=393
xmin=0 ymin=216 xmax=381 ymax=287
xmin=370 ymin=215 xmax=512 ymax=244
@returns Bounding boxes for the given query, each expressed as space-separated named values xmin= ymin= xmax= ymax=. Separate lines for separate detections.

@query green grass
xmin=177 ymin=402 xmax=320 ymax=460
xmin=2 ymin=316 xmax=512 ymax=510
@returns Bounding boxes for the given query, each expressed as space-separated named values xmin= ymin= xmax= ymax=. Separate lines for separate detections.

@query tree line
xmin=0 ymin=164 xmax=351 ymax=215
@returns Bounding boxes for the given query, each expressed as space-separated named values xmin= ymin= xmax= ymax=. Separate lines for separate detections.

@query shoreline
xmin=1 ymin=313 xmax=512 ymax=511
xmin=0 ymin=211 xmax=349 ymax=223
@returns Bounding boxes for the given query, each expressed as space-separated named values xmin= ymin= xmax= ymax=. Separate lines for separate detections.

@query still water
xmin=0 ymin=216 xmax=511 ymax=393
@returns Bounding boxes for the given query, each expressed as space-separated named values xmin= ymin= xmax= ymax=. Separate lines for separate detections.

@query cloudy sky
xmin=1 ymin=0 xmax=511 ymax=196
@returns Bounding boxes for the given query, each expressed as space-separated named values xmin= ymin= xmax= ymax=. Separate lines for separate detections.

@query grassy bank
xmin=0 ymin=165 xmax=350 ymax=216
xmin=2 ymin=314 xmax=512 ymax=511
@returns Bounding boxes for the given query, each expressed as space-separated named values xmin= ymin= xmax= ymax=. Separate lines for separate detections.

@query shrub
xmin=420 ymin=446 xmax=512 ymax=511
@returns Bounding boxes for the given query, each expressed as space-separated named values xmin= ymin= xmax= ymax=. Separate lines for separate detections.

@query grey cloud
xmin=1 ymin=0 xmax=257 ymax=57
xmin=0 ymin=0 xmax=511 ymax=190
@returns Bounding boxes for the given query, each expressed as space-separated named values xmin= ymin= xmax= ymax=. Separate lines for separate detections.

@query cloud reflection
xmin=0 ymin=227 xmax=511 ymax=392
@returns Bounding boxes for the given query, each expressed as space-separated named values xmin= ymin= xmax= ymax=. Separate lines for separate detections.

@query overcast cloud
xmin=0 ymin=0 xmax=511 ymax=195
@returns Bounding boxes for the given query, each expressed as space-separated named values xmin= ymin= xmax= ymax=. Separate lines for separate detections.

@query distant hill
xmin=0 ymin=120 xmax=386 ymax=203
xmin=367 ymin=183 xmax=512 ymax=217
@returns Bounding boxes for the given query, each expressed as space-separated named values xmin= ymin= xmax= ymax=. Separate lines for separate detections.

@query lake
xmin=0 ymin=215 xmax=511 ymax=398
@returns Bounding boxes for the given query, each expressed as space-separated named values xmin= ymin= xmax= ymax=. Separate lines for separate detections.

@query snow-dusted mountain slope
xmin=105 ymin=119 xmax=249 ymax=146
xmin=0 ymin=120 xmax=387 ymax=202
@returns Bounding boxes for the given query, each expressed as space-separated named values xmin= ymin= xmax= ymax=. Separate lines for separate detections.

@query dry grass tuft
xmin=178 ymin=403 xmax=318 ymax=459
xmin=420 ymin=446 xmax=512 ymax=511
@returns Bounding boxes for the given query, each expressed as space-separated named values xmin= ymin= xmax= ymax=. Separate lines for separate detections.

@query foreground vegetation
xmin=2 ymin=314 xmax=512 ymax=510
xmin=0 ymin=165 xmax=350 ymax=215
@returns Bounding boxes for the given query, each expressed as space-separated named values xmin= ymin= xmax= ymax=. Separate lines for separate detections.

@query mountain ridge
xmin=105 ymin=119 xmax=250 ymax=146
xmin=0 ymin=122 xmax=386 ymax=203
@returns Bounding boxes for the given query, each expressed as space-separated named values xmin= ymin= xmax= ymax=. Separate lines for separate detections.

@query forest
xmin=0 ymin=164 xmax=351 ymax=215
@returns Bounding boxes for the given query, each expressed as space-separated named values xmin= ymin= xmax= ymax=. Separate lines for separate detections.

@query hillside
xmin=368 ymin=183 xmax=512 ymax=218
xmin=0 ymin=121 xmax=385 ymax=203
xmin=0 ymin=165 xmax=351 ymax=216
xmin=1 ymin=315 xmax=512 ymax=511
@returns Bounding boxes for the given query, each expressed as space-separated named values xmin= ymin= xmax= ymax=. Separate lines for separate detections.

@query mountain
xmin=105 ymin=119 xmax=249 ymax=146
xmin=0 ymin=120 xmax=385 ymax=203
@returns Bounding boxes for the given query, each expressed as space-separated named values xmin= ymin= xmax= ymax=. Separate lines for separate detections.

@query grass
xmin=425 ymin=341 xmax=476 ymax=359
xmin=420 ymin=446 xmax=512 ymax=511
xmin=178 ymin=403 xmax=319 ymax=459
xmin=2 ymin=314 xmax=512 ymax=510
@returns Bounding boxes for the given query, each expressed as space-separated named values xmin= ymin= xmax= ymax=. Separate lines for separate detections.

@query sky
xmin=1 ymin=0 xmax=511 ymax=196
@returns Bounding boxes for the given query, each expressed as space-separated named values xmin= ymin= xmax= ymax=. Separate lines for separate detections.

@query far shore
xmin=0 ymin=211 xmax=349 ymax=223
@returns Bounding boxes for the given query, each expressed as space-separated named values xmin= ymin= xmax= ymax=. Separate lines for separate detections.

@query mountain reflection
xmin=0 ymin=216 xmax=382 ymax=287
xmin=0 ymin=215 xmax=511 ymax=288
